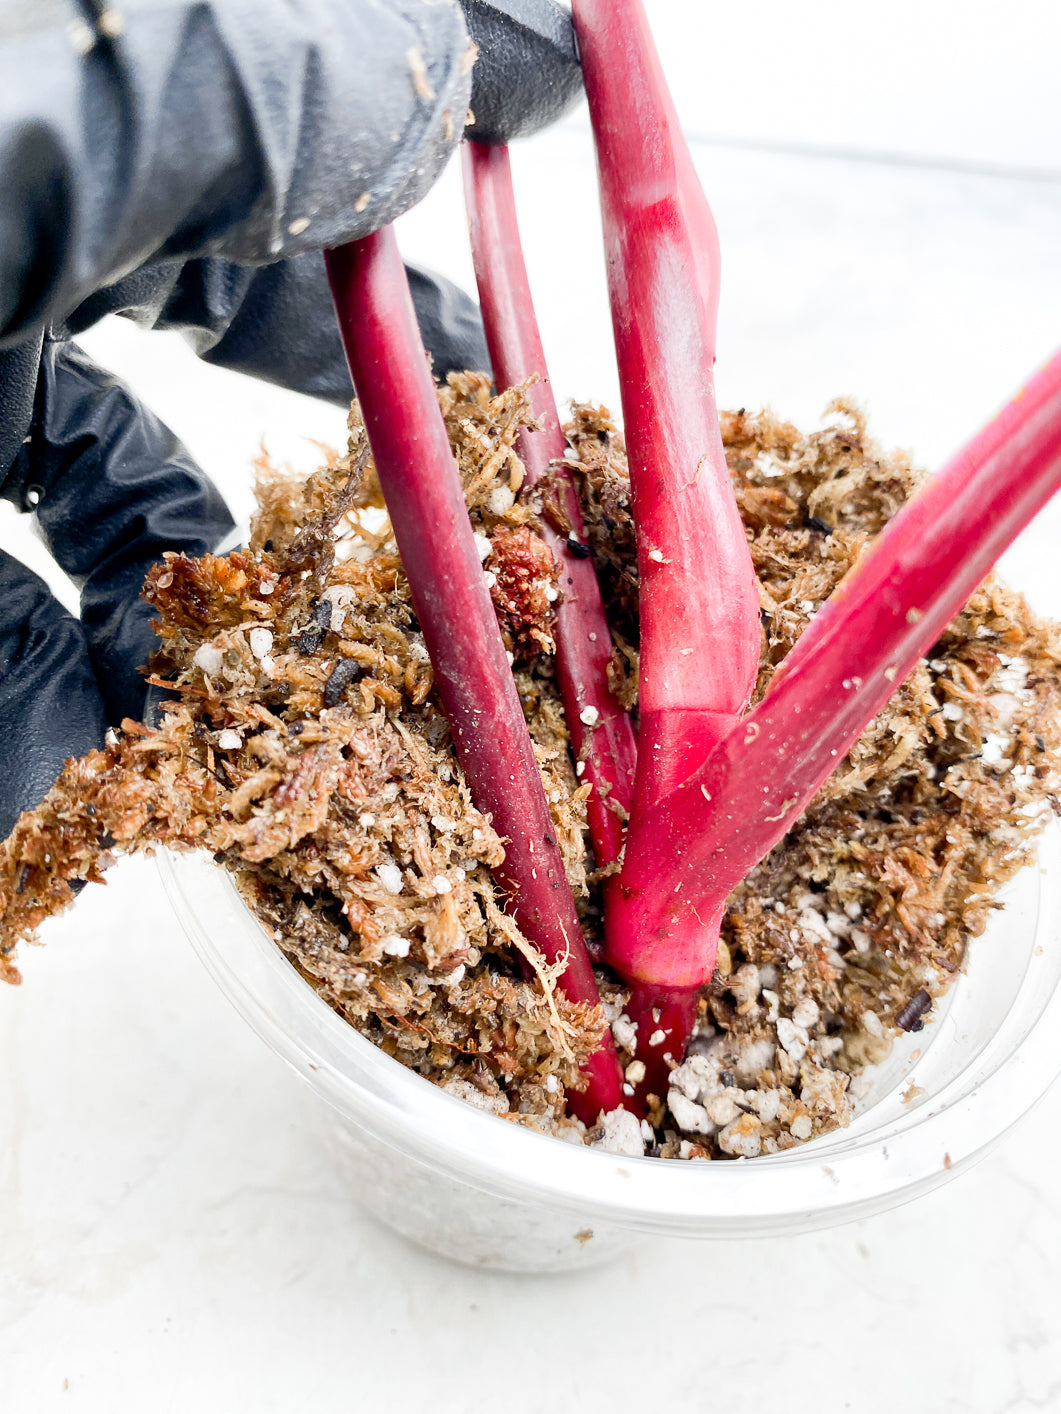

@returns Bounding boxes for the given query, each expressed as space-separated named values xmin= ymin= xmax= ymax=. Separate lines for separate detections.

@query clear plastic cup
xmin=157 ymin=822 xmax=1061 ymax=1272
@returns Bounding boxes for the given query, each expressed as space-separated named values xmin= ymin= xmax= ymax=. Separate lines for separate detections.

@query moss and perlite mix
xmin=2 ymin=375 xmax=1059 ymax=1159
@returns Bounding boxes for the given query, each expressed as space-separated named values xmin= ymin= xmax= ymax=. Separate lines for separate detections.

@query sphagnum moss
xmin=2 ymin=378 xmax=1059 ymax=1158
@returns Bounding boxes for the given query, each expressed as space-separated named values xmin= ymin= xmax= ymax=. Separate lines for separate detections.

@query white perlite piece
xmin=612 ymin=1014 xmax=638 ymax=1052
xmin=667 ymin=1090 xmax=713 ymax=1135
xmin=248 ymin=627 xmax=273 ymax=660
xmin=488 ymin=484 xmax=515 ymax=516
xmin=579 ymin=705 xmax=600 ymax=727
xmin=192 ymin=644 xmax=223 ymax=676
xmin=861 ymin=1009 xmax=884 ymax=1038
xmin=789 ymin=1114 xmax=814 ymax=1141
xmin=750 ymin=1088 xmax=781 ymax=1123
xmin=705 ymin=1092 xmax=742 ymax=1127
xmin=322 ymin=585 xmax=357 ymax=631
xmin=595 ymin=1108 xmax=645 ymax=1157
xmin=797 ymin=904 xmax=833 ymax=944
xmin=718 ymin=1114 xmax=762 ymax=1158
xmin=473 ymin=532 xmax=492 ymax=562
xmin=374 ymin=862 xmax=404 ymax=895
xmin=668 ymin=1050 xmax=720 ymax=1103
xmin=382 ymin=934 xmax=411 ymax=958
xmin=791 ymin=997 xmax=820 ymax=1029
xmin=776 ymin=1017 xmax=808 ymax=1062
xmin=729 ymin=962 xmax=760 ymax=1012
xmin=980 ymin=731 xmax=1011 ymax=766
xmin=431 ymin=875 xmax=453 ymax=894
xmin=216 ymin=729 xmax=241 ymax=751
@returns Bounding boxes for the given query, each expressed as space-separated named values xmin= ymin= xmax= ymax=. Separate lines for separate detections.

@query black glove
xmin=0 ymin=340 xmax=232 ymax=836
xmin=0 ymin=0 xmax=582 ymax=838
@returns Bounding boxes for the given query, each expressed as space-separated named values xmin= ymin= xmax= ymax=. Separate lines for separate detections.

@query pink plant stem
xmin=571 ymin=0 xmax=760 ymax=817
xmin=325 ymin=229 xmax=625 ymax=1122
xmin=617 ymin=351 xmax=1061 ymax=988
xmin=572 ymin=0 xmax=761 ymax=1098
xmin=462 ymin=140 xmax=638 ymax=883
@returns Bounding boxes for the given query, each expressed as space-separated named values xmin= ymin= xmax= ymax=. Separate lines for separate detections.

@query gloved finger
xmin=461 ymin=0 xmax=584 ymax=143
xmin=1 ymin=0 xmax=474 ymax=344
xmin=2 ymin=340 xmax=234 ymax=723
xmin=0 ymin=550 xmax=108 ymax=837
xmin=61 ymin=255 xmax=491 ymax=405
xmin=0 ymin=333 xmax=42 ymax=484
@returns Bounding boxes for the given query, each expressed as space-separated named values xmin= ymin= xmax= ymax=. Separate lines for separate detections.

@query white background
xmin=3 ymin=2 xmax=1061 ymax=1410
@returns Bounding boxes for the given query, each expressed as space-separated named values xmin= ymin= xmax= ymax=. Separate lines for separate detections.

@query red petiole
xmin=570 ymin=0 xmax=761 ymax=810
xmin=324 ymin=231 xmax=626 ymax=1123
xmin=571 ymin=0 xmax=761 ymax=1101
xmin=462 ymin=140 xmax=638 ymax=893
xmin=618 ymin=349 xmax=1061 ymax=955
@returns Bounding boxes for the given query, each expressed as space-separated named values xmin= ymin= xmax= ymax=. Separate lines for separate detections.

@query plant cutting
xmin=462 ymin=139 xmax=638 ymax=913
xmin=319 ymin=0 xmax=1061 ymax=1120
xmin=2 ymin=0 xmax=1061 ymax=1169
xmin=2 ymin=359 xmax=1060 ymax=1155
xmin=324 ymin=228 xmax=624 ymax=1121
xmin=616 ymin=350 xmax=1061 ymax=951
xmin=562 ymin=0 xmax=762 ymax=1103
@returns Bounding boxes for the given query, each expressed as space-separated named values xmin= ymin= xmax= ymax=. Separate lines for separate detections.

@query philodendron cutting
xmin=320 ymin=0 xmax=1061 ymax=1126
xmin=2 ymin=0 xmax=1061 ymax=1161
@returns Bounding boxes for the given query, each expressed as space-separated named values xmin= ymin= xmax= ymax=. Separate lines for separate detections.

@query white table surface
xmin=3 ymin=5 xmax=1061 ymax=1410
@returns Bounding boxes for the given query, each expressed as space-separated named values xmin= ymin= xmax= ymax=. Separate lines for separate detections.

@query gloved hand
xmin=0 ymin=0 xmax=582 ymax=837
